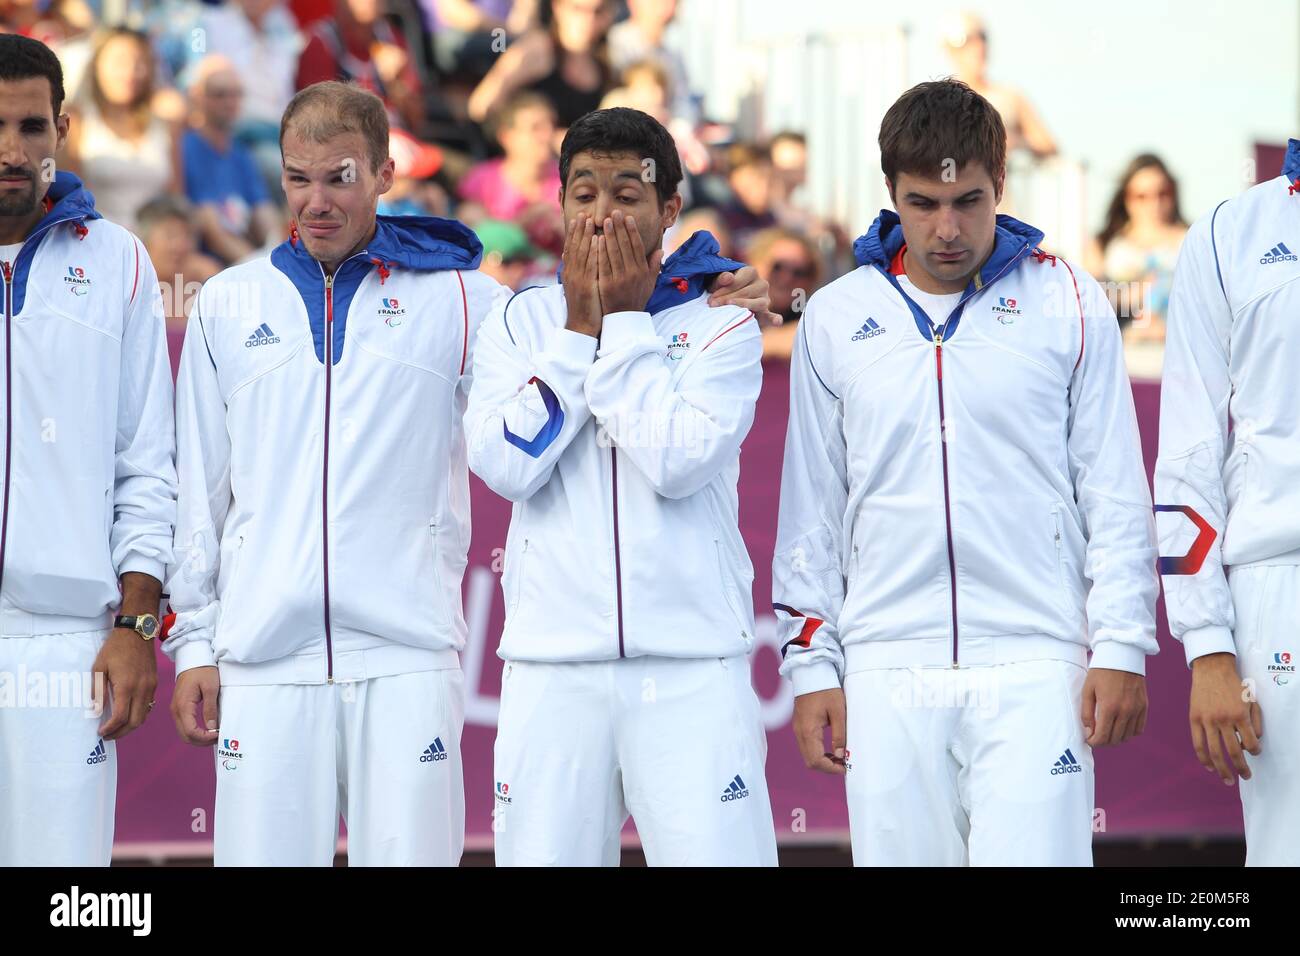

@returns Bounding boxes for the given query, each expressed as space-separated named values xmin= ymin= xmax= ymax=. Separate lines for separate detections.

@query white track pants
xmin=213 ymin=667 xmax=465 ymax=866
xmin=844 ymin=659 xmax=1094 ymax=866
xmin=0 ymin=630 xmax=115 ymax=866
xmin=1228 ymin=565 xmax=1300 ymax=866
xmin=493 ymin=656 xmax=778 ymax=867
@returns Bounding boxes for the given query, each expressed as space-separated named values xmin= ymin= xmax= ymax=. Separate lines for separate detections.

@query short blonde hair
xmin=280 ymin=81 xmax=390 ymax=173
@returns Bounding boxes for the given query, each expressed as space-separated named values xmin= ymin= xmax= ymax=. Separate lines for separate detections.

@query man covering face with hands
xmin=466 ymin=107 xmax=777 ymax=867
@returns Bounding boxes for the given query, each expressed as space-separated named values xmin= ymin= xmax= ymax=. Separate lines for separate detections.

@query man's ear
xmin=660 ymin=193 xmax=683 ymax=232
xmin=994 ymin=168 xmax=1006 ymax=206
xmin=377 ymin=156 xmax=396 ymax=197
xmin=885 ymin=176 xmax=896 ymax=207
xmin=55 ymin=112 xmax=70 ymax=155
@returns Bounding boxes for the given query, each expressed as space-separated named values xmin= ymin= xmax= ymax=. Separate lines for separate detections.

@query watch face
xmin=139 ymin=616 xmax=158 ymax=638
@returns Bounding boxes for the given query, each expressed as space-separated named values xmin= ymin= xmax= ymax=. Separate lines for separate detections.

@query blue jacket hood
xmin=853 ymin=209 xmax=1045 ymax=282
xmin=1 ymin=172 xmax=102 ymax=317
xmin=276 ymin=214 xmax=484 ymax=273
xmin=42 ymin=171 xmax=102 ymax=229
xmin=269 ymin=214 xmax=483 ymax=366
xmin=648 ymin=230 xmax=746 ymax=314
xmin=852 ymin=209 xmax=1046 ymax=343
xmin=1283 ymin=138 xmax=1300 ymax=183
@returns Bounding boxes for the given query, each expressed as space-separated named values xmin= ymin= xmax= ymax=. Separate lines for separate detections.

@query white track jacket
xmin=1155 ymin=140 xmax=1300 ymax=664
xmin=0 ymin=172 xmax=175 ymax=634
xmin=465 ymin=232 xmax=762 ymax=661
xmin=163 ymin=216 xmax=505 ymax=683
xmin=774 ymin=211 xmax=1159 ymax=696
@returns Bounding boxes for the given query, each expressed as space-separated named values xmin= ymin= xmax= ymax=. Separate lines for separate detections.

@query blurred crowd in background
xmin=2 ymin=0 xmax=1195 ymax=374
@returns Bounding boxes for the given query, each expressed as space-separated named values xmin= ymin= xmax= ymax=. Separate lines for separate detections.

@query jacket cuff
xmin=1181 ymin=625 xmax=1237 ymax=667
xmin=544 ymin=325 xmax=599 ymax=364
xmin=1089 ymin=640 xmax=1148 ymax=676
xmin=174 ymin=639 xmax=217 ymax=674
xmin=597 ymin=311 xmax=657 ymax=354
xmin=788 ymin=660 xmax=843 ymax=696
xmin=117 ymin=554 xmax=167 ymax=585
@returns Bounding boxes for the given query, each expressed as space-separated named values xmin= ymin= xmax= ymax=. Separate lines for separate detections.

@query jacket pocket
xmin=222 ymin=534 xmax=245 ymax=598
xmin=427 ymin=517 xmax=451 ymax=629
xmin=505 ymin=538 xmax=529 ymax=615
xmin=714 ymin=538 xmax=751 ymax=641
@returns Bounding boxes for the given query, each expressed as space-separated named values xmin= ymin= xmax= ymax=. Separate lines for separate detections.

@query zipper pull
xmin=934 ymin=330 xmax=943 ymax=378
xmin=1 ymin=260 xmax=11 ymax=282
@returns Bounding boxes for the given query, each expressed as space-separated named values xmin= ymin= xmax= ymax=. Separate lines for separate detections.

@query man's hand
xmin=92 ymin=629 xmax=158 ymax=741
xmin=1189 ymin=652 xmax=1262 ymax=785
xmin=595 ymin=209 xmax=661 ymax=317
xmin=1081 ymin=667 xmax=1148 ymax=747
xmin=707 ymin=266 xmax=778 ymax=327
xmin=562 ymin=213 xmax=603 ymax=338
xmin=171 ymin=666 xmax=221 ymax=746
xmin=792 ymin=687 xmax=847 ymax=775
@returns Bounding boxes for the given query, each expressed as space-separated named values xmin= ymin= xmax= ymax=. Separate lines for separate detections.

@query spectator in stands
xmin=468 ymin=0 xmax=614 ymax=130
xmin=607 ymin=0 xmax=696 ymax=124
xmin=64 ymin=27 xmax=181 ymax=234
xmin=943 ymin=11 xmax=1056 ymax=159
xmin=1 ymin=0 xmax=96 ymax=96
xmin=716 ymin=143 xmax=777 ymax=255
xmin=747 ymin=226 xmax=823 ymax=360
xmin=473 ymin=218 xmax=545 ymax=291
xmin=192 ymin=0 xmax=303 ymax=201
xmin=666 ymin=206 xmax=733 ymax=259
xmin=182 ymin=56 xmax=282 ymax=265
xmin=600 ymin=59 xmax=670 ymax=124
xmin=458 ymin=91 xmax=562 ymax=220
xmin=136 ymin=194 xmax=220 ymax=335
xmin=296 ymin=0 xmax=426 ymax=135
xmin=1086 ymin=153 xmax=1188 ymax=379
xmin=424 ymin=0 xmax=537 ymax=78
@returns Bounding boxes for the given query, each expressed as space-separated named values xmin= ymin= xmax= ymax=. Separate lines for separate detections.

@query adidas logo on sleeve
xmin=245 ymin=323 xmax=281 ymax=347
xmin=1260 ymin=242 xmax=1297 ymax=265
xmin=419 ymin=737 xmax=449 ymax=762
xmin=851 ymin=317 xmax=886 ymax=341
xmin=1050 ymin=748 xmax=1083 ymax=775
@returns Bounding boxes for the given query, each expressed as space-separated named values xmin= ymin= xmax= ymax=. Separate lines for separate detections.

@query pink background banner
xmin=114 ymin=346 xmax=1241 ymax=851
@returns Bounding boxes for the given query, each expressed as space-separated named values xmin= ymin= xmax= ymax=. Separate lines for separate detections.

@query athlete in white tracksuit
xmin=1154 ymin=139 xmax=1300 ymax=866
xmin=467 ymin=110 xmax=777 ymax=866
xmin=164 ymin=210 xmax=505 ymax=865
xmin=774 ymin=83 xmax=1158 ymax=867
xmin=161 ymin=82 xmax=510 ymax=865
xmin=0 ymin=171 xmax=176 ymax=858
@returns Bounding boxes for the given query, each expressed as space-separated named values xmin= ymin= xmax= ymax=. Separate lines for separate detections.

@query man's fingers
xmin=621 ymin=212 xmax=647 ymax=271
xmin=1250 ymin=700 xmax=1263 ymax=745
xmin=1080 ymin=682 xmax=1097 ymax=738
xmin=1190 ymin=719 xmax=1213 ymax=772
xmin=575 ymin=215 xmax=594 ymax=278
xmin=202 ymin=683 xmax=220 ymax=735
xmin=562 ymin=212 xmax=579 ymax=262
xmin=1205 ymin=726 xmax=1237 ymax=784
xmin=98 ymin=677 xmax=131 ymax=739
xmin=1222 ymin=722 xmax=1252 ymax=780
xmin=1088 ymin=703 xmax=1116 ymax=747
xmin=605 ymin=214 xmax=630 ymax=275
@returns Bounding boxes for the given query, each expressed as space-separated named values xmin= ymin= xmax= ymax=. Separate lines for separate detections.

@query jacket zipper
xmin=934 ymin=329 xmax=960 ymax=667
xmin=322 ymin=272 xmax=335 ymax=682
xmin=611 ymin=445 xmax=626 ymax=657
xmin=0 ymin=260 xmax=12 ymax=598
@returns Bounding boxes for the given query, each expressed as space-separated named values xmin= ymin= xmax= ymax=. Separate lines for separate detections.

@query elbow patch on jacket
xmin=1154 ymin=504 xmax=1218 ymax=574
xmin=503 ymin=376 xmax=565 ymax=458
xmin=773 ymin=603 xmax=825 ymax=656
